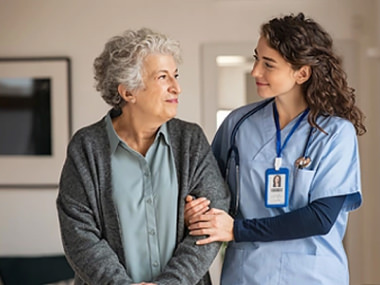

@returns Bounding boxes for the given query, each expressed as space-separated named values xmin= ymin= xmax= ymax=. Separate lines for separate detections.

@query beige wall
xmin=347 ymin=1 xmax=380 ymax=284
xmin=0 ymin=0 xmax=378 ymax=284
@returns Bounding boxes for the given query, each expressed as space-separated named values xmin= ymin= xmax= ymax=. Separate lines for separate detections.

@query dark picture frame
xmin=0 ymin=57 xmax=71 ymax=188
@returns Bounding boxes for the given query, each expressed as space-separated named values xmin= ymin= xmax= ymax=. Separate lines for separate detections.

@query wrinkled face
xmin=251 ymin=36 xmax=301 ymax=100
xmin=132 ymin=53 xmax=181 ymax=124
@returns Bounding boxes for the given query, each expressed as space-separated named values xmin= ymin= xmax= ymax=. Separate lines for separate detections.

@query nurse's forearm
xmin=233 ymin=195 xmax=346 ymax=242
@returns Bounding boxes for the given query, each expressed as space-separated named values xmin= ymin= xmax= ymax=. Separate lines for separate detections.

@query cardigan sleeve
xmin=153 ymin=120 xmax=231 ymax=285
xmin=56 ymin=129 xmax=133 ymax=284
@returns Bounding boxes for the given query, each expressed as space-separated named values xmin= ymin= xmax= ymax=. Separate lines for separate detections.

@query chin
xmin=257 ymin=91 xmax=275 ymax=100
xmin=168 ymin=110 xmax=177 ymax=118
xmin=257 ymin=93 xmax=269 ymax=99
xmin=164 ymin=113 xmax=177 ymax=122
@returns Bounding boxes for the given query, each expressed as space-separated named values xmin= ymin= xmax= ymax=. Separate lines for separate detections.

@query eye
xmin=174 ymin=73 xmax=179 ymax=79
xmin=265 ymin=62 xmax=274 ymax=69
xmin=253 ymin=55 xmax=258 ymax=61
xmin=158 ymin=74 xmax=167 ymax=79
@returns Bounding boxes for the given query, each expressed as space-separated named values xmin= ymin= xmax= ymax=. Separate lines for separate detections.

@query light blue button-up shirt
xmin=105 ymin=114 xmax=178 ymax=283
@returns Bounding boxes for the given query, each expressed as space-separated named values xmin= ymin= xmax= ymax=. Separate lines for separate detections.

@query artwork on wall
xmin=0 ymin=57 xmax=71 ymax=188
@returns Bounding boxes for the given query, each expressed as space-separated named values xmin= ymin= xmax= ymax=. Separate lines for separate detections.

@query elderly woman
xmin=56 ymin=28 xmax=230 ymax=285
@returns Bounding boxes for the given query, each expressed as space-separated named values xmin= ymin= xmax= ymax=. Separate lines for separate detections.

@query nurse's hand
xmin=188 ymin=208 xmax=234 ymax=245
xmin=184 ymin=195 xmax=210 ymax=227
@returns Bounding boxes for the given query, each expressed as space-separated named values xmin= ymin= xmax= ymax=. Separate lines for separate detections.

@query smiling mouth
xmin=256 ymin=82 xmax=268 ymax=86
xmin=166 ymin=98 xmax=179 ymax=103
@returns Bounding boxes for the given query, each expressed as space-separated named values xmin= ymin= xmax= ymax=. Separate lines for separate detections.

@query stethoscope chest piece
xmin=295 ymin=156 xmax=311 ymax=169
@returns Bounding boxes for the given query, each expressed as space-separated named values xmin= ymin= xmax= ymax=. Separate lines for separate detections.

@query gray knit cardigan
xmin=56 ymin=114 xmax=230 ymax=285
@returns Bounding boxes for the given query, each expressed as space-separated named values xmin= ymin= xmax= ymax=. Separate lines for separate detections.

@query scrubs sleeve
xmin=233 ymin=195 xmax=346 ymax=242
xmin=212 ymin=100 xmax=270 ymax=176
xmin=211 ymin=117 xmax=233 ymax=178
xmin=309 ymin=120 xmax=362 ymax=211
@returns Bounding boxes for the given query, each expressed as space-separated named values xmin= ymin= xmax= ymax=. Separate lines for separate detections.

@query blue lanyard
xmin=273 ymin=103 xmax=309 ymax=169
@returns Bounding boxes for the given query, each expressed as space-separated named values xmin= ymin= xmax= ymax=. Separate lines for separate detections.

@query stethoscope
xmin=225 ymin=98 xmax=315 ymax=217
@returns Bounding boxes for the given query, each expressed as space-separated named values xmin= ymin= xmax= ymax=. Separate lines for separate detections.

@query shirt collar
xmin=105 ymin=112 xmax=120 ymax=154
xmin=157 ymin=122 xmax=171 ymax=146
xmin=105 ymin=111 xmax=171 ymax=154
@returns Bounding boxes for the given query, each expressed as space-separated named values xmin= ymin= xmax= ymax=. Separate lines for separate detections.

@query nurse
xmin=185 ymin=13 xmax=366 ymax=285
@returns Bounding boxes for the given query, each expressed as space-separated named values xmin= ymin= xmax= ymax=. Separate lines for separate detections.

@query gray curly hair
xmin=93 ymin=28 xmax=182 ymax=109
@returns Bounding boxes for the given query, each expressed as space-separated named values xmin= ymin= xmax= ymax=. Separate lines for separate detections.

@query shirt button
xmin=153 ymin=261 xmax=159 ymax=267
xmin=147 ymin=198 xmax=152 ymax=204
xmin=149 ymin=229 xmax=156 ymax=235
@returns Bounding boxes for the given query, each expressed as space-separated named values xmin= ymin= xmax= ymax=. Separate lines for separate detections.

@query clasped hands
xmin=184 ymin=195 xmax=234 ymax=245
xmin=131 ymin=196 xmax=232 ymax=284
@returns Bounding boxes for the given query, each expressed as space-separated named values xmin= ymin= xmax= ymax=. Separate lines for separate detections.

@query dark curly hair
xmin=261 ymin=13 xmax=366 ymax=135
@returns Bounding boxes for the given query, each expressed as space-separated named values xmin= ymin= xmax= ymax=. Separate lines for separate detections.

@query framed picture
xmin=0 ymin=57 xmax=71 ymax=188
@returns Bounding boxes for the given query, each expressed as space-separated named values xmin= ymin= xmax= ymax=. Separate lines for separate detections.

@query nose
xmin=250 ymin=61 xmax=260 ymax=78
xmin=169 ymin=77 xmax=181 ymax=94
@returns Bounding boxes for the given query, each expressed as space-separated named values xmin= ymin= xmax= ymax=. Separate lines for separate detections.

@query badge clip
xmin=274 ymin=157 xmax=282 ymax=171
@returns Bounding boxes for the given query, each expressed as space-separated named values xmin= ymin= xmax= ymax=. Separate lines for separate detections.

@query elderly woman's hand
xmin=184 ymin=195 xmax=210 ymax=227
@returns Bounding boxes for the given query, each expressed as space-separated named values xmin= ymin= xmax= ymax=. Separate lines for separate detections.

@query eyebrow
xmin=254 ymin=49 xmax=277 ymax=63
xmin=157 ymin=68 xmax=178 ymax=74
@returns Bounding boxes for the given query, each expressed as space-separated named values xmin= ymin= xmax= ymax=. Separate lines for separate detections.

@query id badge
xmin=265 ymin=168 xmax=289 ymax=208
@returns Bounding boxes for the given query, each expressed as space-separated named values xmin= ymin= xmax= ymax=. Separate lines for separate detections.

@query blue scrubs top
xmin=212 ymin=100 xmax=362 ymax=285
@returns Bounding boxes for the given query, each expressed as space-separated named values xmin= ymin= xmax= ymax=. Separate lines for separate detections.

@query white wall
xmin=0 ymin=0 xmax=378 ymax=284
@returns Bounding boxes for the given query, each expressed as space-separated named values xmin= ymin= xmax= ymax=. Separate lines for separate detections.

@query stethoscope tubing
xmin=225 ymin=98 xmax=314 ymax=216
xmin=226 ymin=98 xmax=274 ymax=216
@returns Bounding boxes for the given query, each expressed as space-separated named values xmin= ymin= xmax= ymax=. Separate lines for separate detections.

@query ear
xmin=295 ymin=65 xmax=311 ymax=85
xmin=118 ymin=84 xmax=135 ymax=103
